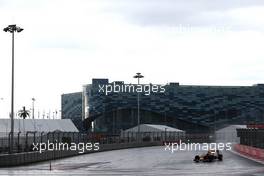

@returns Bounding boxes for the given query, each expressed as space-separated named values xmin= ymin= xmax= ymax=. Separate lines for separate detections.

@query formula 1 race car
xmin=193 ymin=150 xmax=223 ymax=162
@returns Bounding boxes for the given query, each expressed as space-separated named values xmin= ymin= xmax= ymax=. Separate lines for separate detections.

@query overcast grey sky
xmin=0 ymin=0 xmax=264 ymax=118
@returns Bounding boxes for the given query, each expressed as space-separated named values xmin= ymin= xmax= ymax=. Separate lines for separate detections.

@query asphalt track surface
xmin=0 ymin=146 xmax=263 ymax=176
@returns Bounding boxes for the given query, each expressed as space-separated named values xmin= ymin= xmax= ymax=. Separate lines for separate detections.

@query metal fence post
xmin=41 ymin=132 xmax=44 ymax=144
xmin=33 ymin=132 xmax=36 ymax=145
xmin=17 ymin=132 xmax=21 ymax=152
xmin=25 ymin=132 xmax=29 ymax=152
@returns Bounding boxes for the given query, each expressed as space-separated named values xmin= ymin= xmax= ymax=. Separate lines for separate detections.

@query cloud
xmin=0 ymin=0 xmax=264 ymax=118
xmin=34 ymin=38 xmax=82 ymax=49
xmin=101 ymin=0 xmax=264 ymax=31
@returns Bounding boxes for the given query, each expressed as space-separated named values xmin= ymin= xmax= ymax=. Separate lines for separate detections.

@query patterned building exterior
xmin=63 ymin=79 xmax=264 ymax=133
xmin=61 ymin=92 xmax=84 ymax=131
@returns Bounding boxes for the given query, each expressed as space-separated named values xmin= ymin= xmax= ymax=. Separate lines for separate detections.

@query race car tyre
xmin=218 ymin=154 xmax=223 ymax=161
xmin=208 ymin=155 xmax=214 ymax=162
xmin=194 ymin=155 xmax=200 ymax=162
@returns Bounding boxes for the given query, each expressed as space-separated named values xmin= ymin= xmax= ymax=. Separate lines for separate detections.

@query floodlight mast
xmin=133 ymin=73 xmax=144 ymax=141
xmin=3 ymin=24 xmax=24 ymax=153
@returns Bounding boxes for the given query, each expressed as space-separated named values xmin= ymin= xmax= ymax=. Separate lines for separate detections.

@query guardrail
xmin=0 ymin=141 xmax=162 ymax=167
xmin=0 ymin=131 xmax=186 ymax=154
xmin=234 ymin=144 xmax=264 ymax=162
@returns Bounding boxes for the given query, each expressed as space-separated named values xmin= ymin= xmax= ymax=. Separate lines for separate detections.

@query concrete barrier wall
xmin=234 ymin=144 xmax=264 ymax=162
xmin=0 ymin=141 xmax=162 ymax=167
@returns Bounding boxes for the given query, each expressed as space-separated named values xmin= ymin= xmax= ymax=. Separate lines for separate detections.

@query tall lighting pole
xmin=3 ymin=24 xmax=24 ymax=153
xmin=133 ymin=73 xmax=144 ymax=141
xmin=32 ymin=98 xmax=35 ymax=119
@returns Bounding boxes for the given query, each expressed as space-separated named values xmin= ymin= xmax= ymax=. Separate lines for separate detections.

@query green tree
xmin=18 ymin=106 xmax=30 ymax=119
xmin=18 ymin=106 xmax=30 ymax=134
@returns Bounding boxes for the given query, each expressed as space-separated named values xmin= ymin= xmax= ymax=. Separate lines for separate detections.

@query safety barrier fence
xmin=0 ymin=131 xmax=187 ymax=154
xmin=234 ymin=144 xmax=264 ymax=162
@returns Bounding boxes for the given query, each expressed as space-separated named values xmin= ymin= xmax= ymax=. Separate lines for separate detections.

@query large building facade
xmin=62 ymin=79 xmax=264 ymax=133
xmin=61 ymin=92 xmax=84 ymax=131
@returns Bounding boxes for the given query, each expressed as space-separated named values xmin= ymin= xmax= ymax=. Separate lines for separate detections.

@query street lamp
xmin=32 ymin=98 xmax=35 ymax=119
xmin=133 ymin=73 xmax=144 ymax=141
xmin=3 ymin=24 xmax=23 ymax=153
